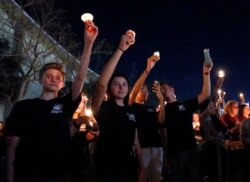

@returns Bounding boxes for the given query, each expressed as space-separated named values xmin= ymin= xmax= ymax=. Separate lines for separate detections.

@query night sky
xmin=57 ymin=0 xmax=250 ymax=103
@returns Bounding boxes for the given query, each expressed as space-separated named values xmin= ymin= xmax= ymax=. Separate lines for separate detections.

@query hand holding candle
xmin=79 ymin=108 xmax=99 ymax=135
xmin=218 ymin=89 xmax=222 ymax=100
xmin=126 ymin=29 xmax=136 ymax=45
xmin=203 ymin=48 xmax=213 ymax=68
xmin=239 ymin=92 xmax=245 ymax=104
xmin=81 ymin=13 xmax=95 ymax=32
xmin=153 ymin=51 xmax=160 ymax=62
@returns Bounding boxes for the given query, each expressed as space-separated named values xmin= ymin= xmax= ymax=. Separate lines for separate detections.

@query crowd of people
xmin=0 ymin=19 xmax=249 ymax=182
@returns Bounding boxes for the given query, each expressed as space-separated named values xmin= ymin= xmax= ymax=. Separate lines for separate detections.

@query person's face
xmin=160 ymin=84 xmax=175 ymax=100
xmin=109 ymin=76 xmax=128 ymax=100
xmin=137 ymin=85 xmax=149 ymax=101
xmin=192 ymin=113 xmax=200 ymax=122
xmin=40 ymin=69 xmax=64 ymax=92
xmin=229 ymin=103 xmax=239 ymax=116
xmin=242 ymin=105 xmax=250 ymax=118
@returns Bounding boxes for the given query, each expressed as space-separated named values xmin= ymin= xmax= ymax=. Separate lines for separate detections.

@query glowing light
xmin=218 ymin=70 xmax=225 ymax=78
xmin=126 ymin=30 xmax=136 ymax=45
xmin=81 ymin=13 xmax=94 ymax=22
xmin=85 ymin=109 xmax=92 ymax=116
xmin=154 ymin=51 xmax=160 ymax=57
xmin=218 ymin=89 xmax=222 ymax=99
xmin=239 ymin=93 xmax=244 ymax=98
xmin=154 ymin=80 xmax=159 ymax=85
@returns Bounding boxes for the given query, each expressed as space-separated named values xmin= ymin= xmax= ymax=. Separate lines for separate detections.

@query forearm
xmin=157 ymin=97 xmax=165 ymax=124
xmin=198 ymin=73 xmax=211 ymax=104
xmin=98 ymin=48 xmax=123 ymax=86
xmin=91 ymin=48 xmax=123 ymax=112
xmin=71 ymin=42 xmax=94 ymax=101
xmin=129 ymin=70 xmax=149 ymax=105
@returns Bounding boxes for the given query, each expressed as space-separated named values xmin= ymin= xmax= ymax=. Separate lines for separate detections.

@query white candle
xmin=81 ymin=13 xmax=94 ymax=22
xmin=239 ymin=93 xmax=244 ymax=98
xmin=126 ymin=30 xmax=136 ymax=45
xmin=154 ymin=51 xmax=160 ymax=57
xmin=218 ymin=70 xmax=225 ymax=78
xmin=218 ymin=89 xmax=222 ymax=99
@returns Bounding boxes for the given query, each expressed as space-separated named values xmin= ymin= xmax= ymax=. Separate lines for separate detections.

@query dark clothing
xmin=94 ymin=101 xmax=138 ymax=182
xmin=0 ymin=134 xmax=6 ymax=182
xmin=164 ymin=98 xmax=199 ymax=155
xmin=164 ymin=97 xmax=203 ymax=182
xmin=220 ymin=114 xmax=239 ymax=140
xmin=5 ymin=91 xmax=81 ymax=182
xmin=131 ymin=103 xmax=163 ymax=148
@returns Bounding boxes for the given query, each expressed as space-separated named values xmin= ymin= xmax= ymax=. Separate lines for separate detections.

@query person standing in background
xmin=160 ymin=58 xmax=213 ymax=182
xmin=129 ymin=53 xmax=165 ymax=182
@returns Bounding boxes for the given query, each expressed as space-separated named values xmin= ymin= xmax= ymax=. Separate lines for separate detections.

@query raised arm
xmin=71 ymin=20 xmax=98 ymax=101
xmin=152 ymin=81 xmax=165 ymax=124
xmin=128 ymin=54 xmax=160 ymax=106
xmin=91 ymin=31 xmax=135 ymax=113
xmin=198 ymin=61 xmax=213 ymax=104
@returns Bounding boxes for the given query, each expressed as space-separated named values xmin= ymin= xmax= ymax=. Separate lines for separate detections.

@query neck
xmin=115 ymin=99 xmax=125 ymax=106
xmin=228 ymin=113 xmax=236 ymax=117
xmin=39 ymin=91 xmax=58 ymax=100
xmin=167 ymin=97 xmax=177 ymax=103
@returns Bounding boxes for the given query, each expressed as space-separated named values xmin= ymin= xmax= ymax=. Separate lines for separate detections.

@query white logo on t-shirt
xmin=51 ymin=104 xmax=63 ymax=114
xmin=178 ymin=104 xmax=186 ymax=111
xmin=146 ymin=108 xmax=155 ymax=112
xmin=127 ymin=113 xmax=136 ymax=122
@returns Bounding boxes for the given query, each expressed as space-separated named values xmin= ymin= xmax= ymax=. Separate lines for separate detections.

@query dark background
xmin=56 ymin=0 xmax=250 ymax=103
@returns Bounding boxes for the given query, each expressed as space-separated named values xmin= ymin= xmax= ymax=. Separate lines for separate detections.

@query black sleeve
xmin=5 ymin=102 xmax=25 ymax=137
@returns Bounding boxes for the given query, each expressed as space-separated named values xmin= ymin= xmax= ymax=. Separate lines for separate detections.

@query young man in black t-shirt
xmin=5 ymin=20 xmax=98 ymax=182
xmin=160 ymin=59 xmax=213 ymax=182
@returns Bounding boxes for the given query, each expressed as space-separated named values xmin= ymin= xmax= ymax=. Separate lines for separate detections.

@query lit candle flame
xmin=154 ymin=51 xmax=160 ymax=57
xmin=85 ymin=109 xmax=92 ymax=116
xmin=239 ymin=93 xmax=244 ymax=98
xmin=81 ymin=13 xmax=94 ymax=22
xmin=218 ymin=70 xmax=225 ymax=78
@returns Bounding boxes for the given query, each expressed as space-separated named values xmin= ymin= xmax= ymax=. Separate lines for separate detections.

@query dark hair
xmin=107 ymin=72 xmax=130 ymax=105
xmin=159 ymin=81 xmax=172 ymax=87
xmin=238 ymin=104 xmax=249 ymax=118
xmin=39 ymin=62 xmax=66 ymax=80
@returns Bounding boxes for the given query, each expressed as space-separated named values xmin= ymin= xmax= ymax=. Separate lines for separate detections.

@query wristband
xmin=118 ymin=47 xmax=124 ymax=52
xmin=203 ymin=72 xmax=209 ymax=75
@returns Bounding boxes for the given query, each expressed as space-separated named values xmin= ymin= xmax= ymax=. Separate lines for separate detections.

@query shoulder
xmin=13 ymin=98 xmax=38 ymax=108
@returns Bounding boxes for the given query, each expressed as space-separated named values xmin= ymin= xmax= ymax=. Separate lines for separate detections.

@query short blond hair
xmin=224 ymin=100 xmax=238 ymax=114
xmin=39 ymin=62 xmax=66 ymax=81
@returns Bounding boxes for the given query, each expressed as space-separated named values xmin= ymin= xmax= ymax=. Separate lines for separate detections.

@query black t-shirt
xmin=94 ymin=101 xmax=137 ymax=181
xmin=5 ymin=90 xmax=81 ymax=180
xmin=164 ymin=97 xmax=200 ymax=154
xmin=131 ymin=103 xmax=163 ymax=148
